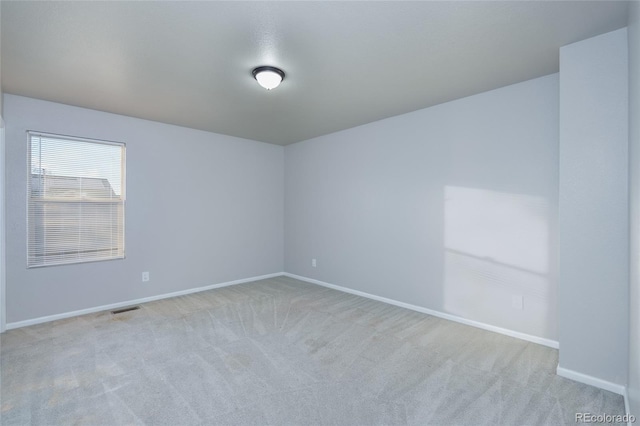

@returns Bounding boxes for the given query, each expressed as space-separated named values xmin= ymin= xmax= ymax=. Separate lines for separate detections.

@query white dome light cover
xmin=252 ymin=66 xmax=285 ymax=90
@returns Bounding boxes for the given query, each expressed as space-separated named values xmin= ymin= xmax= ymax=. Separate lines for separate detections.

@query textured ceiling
xmin=1 ymin=1 xmax=629 ymax=145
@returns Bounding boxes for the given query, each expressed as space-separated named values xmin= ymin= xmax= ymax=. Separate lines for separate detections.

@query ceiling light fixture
xmin=252 ymin=66 xmax=285 ymax=90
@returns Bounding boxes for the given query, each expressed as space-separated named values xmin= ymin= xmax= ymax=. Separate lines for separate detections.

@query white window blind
xmin=27 ymin=132 xmax=126 ymax=267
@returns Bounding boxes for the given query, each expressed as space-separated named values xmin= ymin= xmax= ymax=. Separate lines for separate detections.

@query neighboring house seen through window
xmin=27 ymin=132 xmax=126 ymax=267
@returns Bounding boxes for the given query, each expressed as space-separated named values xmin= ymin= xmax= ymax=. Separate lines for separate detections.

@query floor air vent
xmin=111 ymin=306 xmax=140 ymax=315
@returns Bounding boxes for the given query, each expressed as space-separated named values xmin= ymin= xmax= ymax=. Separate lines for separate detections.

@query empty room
xmin=0 ymin=1 xmax=639 ymax=425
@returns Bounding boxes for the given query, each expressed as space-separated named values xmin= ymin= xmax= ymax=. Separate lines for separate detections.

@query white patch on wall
xmin=443 ymin=186 xmax=553 ymax=337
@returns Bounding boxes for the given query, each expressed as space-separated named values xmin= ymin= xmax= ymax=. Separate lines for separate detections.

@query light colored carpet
xmin=0 ymin=276 xmax=625 ymax=425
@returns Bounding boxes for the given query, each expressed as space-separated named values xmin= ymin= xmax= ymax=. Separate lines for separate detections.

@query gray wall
xmin=0 ymin=1 xmax=3 ymax=116
xmin=558 ymin=28 xmax=629 ymax=386
xmin=0 ymin=113 xmax=4 ymax=332
xmin=285 ymin=74 xmax=559 ymax=341
xmin=628 ymin=0 xmax=640 ymax=416
xmin=4 ymin=94 xmax=284 ymax=324
xmin=0 ymin=2 xmax=5 ymax=331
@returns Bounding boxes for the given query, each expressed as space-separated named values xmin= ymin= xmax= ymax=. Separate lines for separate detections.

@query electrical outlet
xmin=142 ymin=271 xmax=150 ymax=282
xmin=511 ymin=295 xmax=523 ymax=310
xmin=312 ymin=258 xmax=317 ymax=268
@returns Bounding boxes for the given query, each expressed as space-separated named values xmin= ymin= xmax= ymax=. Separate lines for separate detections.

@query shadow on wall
xmin=443 ymin=185 xmax=555 ymax=338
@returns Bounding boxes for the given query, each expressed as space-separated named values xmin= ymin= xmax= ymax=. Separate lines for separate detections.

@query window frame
xmin=26 ymin=131 xmax=126 ymax=268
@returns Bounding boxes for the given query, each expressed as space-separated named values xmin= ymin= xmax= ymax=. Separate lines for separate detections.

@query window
xmin=27 ymin=132 xmax=126 ymax=267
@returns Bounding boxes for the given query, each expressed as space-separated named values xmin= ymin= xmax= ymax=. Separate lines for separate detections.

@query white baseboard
xmin=7 ymin=270 xmax=630 ymax=401
xmin=556 ymin=365 xmax=626 ymax=395
xmin=624 ymin=389 xmax=632 ymax=425
xmin=5 ymin=272 xmax=285 ymax=330
xmin=283 ymin=272 xmax=559 ymax=349
xmin=6 ymin=271 xmax=560 ymax=351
